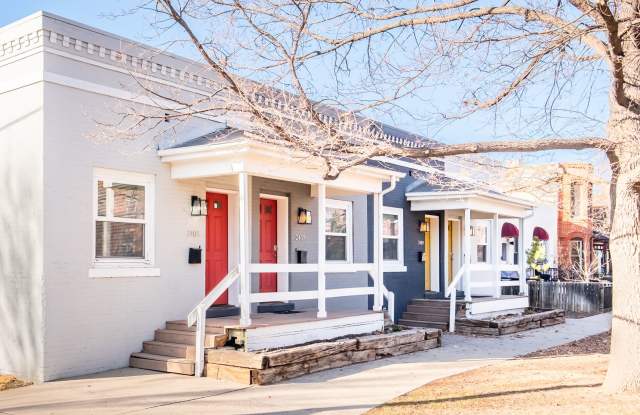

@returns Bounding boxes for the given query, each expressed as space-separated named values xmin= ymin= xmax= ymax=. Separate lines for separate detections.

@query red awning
xmin=501 ymin=222 xmax=519 ymax=238
xmin=533 ymin=226 xmax=550 ymax=241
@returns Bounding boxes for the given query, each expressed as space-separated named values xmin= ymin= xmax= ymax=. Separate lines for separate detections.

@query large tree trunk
xmin=603 ymin=110 xmax=640 ymax=392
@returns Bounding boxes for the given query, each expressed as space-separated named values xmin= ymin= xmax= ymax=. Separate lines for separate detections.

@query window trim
xmin=325 ymin=198 xmax=353 ymax=264
xmin=382 ymin=206 xmax=405 ymax=272
xmin=471 ymin=220 xmax=489 ymax=264
xmin=90 ymin=168 xmax=156 ymax=275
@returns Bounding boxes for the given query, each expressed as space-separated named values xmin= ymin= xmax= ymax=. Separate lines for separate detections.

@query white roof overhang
xmin=406 ymin=190 xmax=535 ymax=218
xmin=158 ymin=137 xmax=405 ymax=194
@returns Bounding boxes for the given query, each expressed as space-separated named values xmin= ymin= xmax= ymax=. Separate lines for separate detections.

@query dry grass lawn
xmin=368 ymin=332 xmax=639 ymax=415
xmin=0 ymin=375 xmax=31 ymax=392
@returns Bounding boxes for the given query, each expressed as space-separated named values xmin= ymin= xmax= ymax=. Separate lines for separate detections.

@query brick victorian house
xmin=497 ymin=161 xmax=611 ymax=278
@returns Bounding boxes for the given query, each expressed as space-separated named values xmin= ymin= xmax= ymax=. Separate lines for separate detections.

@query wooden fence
xmin=528 ymin=280 xmax=612 ymax=316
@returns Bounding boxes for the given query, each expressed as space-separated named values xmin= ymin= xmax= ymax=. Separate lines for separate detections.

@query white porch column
xmin=372 ymin=191 xmax=383 ymax=311
xmin=518 ymin=217 xmax=526 ymax=296
xmin=317 ymin=183 xmax=327 ymax=318
xmin=493 ymin=213 xmax=501 ymax=299
xmin=463 ymin=208 xmax=472 ymax=302
xmin=238 ymin=172 xmax=252 ymax=326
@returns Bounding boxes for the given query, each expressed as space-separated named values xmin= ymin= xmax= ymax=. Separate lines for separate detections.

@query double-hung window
xmin=472 ymin=221 xmax=488 ymax=263
xmin=383 ymin=206 xmax=405 ymax=271
xmin=325 ymin=199 xmax=352 ymax=263
xmin=91 ymin=168 xmax=156 ymax=276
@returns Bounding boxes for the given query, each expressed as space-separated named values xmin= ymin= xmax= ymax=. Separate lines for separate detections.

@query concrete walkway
xmin=0 ymin=313 xmax=611 ymax=415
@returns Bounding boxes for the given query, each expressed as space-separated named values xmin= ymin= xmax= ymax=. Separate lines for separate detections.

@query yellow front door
xmin=424 ymin=217 xmax=431 ymax=290
xmin=448 ymin=220 xmax=454 ymax=284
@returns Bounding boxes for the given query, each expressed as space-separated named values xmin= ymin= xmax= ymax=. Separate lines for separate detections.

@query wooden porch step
xmin=401 ymin=312 xmax=449 ymax=323
xmin=130 ymin=352 xmax=194 ymax=375
xmin=165 ymin=320 xmax=225 ymax=334
xmin=410 ymin=299 xmax=452 ymax=308
xmin=406 ymin=305 xmax=451 ymax=316
xmin=143 ymin=341 xmax=196 ymax=360
xmin=154 ymin=329 xmax=227 ymax=348
xmin=398 ymin=319 xmax=448 ymax=331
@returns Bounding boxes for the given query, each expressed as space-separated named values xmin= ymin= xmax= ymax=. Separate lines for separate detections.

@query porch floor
xmin=168 ymin=309 xmax=383 ymax=330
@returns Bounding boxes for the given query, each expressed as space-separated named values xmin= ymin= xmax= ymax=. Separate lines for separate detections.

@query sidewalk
xmin=0 ymin=313 xmax=611 ymax=415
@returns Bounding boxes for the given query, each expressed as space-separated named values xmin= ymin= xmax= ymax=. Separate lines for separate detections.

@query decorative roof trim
xmin=1 ymin=21 xmax=433 ymax=149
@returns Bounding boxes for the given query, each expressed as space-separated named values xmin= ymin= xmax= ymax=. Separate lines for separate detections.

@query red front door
xmin=205 ymin=192 xmax=229 ymax=304
xmin=259 ymin=198 xmax=278 ymax=293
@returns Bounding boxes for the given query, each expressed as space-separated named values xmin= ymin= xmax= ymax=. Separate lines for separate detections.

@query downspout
xmin=379 ymin=176 xmax=398 ymax=322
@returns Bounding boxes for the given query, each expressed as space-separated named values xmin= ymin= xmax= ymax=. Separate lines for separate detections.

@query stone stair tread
xmin=131 ymin=352 xmax=194 ymax=364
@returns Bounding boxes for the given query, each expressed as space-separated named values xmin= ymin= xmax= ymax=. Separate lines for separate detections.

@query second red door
xmin=259 ymin=198 xmax=278 ymax=293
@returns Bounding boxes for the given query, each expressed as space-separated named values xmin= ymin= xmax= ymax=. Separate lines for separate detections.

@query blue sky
xmin=2 ymin=1 xmax=609 ymax=168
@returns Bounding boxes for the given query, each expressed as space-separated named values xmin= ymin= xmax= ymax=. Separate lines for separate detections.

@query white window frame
xmin=471 ymin=220 xmax=489 ymax=264
xmin=382 ymin=206 xmax=406 ymax=272
xmin=89 ymin=168 xmax=158 ymax=278
xmin=325 ymin=198 xmax=353 ymax=264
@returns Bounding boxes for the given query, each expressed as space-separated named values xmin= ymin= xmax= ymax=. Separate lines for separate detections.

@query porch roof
xmin=158 ymin=129 xmax=405 ymax=194
xmin=405 ymin=189 xmax=535 ymax=218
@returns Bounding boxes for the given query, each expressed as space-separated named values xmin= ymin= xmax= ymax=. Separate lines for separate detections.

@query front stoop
xmin=204 ymin=328 xmax=442 ymax=385
xmin=129 ymin=320 xmax=227 ymax=375
xmin=130 ymin=326 xmax=442 ymax=384
xmin=399 ymin=298 xmax=464 ymax=331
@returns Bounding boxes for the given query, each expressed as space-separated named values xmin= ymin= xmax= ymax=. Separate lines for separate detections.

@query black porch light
xmin=191 ymin=195 xmax=208 ymax=216
xmin=298 ymin=208 xmax=312 ymax=224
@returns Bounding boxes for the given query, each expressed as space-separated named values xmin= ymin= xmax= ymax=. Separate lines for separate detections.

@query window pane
xmin=325 ymin=207 xmax=346 ymax=233
xmin=97 ymin=181 xmax=106 ymax=216
xmin=476 ymin=245 xmax=487 ymax=263
xmin=96 ymin=221 xmax=145 ymax=258
xmin=326 ymin=235 xmax=346 ymax=261
xmin=383 ymin=214 xmax=399 ymax=237
xmin=383 ymin=238 xmax=398 ymax=260
xmin=113 ymin=183 xmax=145 ymax=219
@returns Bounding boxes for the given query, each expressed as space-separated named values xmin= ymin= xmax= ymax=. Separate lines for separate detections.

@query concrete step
xmin=398 ymin=319 xmax=448 ymax=331
xmin=165 ymin=321 xmax=225 ymax=334
xmin=130 ymin=352 xmax=194 ymax=375
xmin=154 ymin=329 xmax=227 ymax=348
xmin=142 ymin=341 xmax=196 ymax=360
xmin=406 ymin=305 xmax=451 ymax=316
xmin=401 ymin=312 xmax=449 ymax=323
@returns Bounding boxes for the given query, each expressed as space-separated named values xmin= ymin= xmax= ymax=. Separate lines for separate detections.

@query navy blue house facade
xmin=367 ymin=159 xmax=447 ymax=321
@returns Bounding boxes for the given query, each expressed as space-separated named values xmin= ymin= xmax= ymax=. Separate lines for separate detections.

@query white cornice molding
xmin=0 ymin=16 xmax=432 ymax=149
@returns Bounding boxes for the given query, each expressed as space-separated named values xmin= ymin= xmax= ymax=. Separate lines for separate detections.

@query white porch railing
xmin=188 ymin=262 xmax=391 ymax=376
xmin=381 ymin=282 xmax=395 ymax=323
xmin=445 ymin=263 xmax=527 ymax=332
xmin=366 ymin=271 xmax=395 ymax=322
xmin=187 ymin=268 xmax=239 ymax=377
xmin=248 ymin=262 xmax=384 ymax=308
xmin=445 ymin=266 xmax=466 ymax=333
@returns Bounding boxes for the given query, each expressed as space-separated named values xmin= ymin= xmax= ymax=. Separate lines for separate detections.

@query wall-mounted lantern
xmin=297 ymin=208 xmax=312 ymax=224
xmin=191 ymin=196 xmax=208 ymax=216
xmin=419 ymin=219 xmax=430 ymax=232
xmin=417 ymin=251 xmax=425 ymax=262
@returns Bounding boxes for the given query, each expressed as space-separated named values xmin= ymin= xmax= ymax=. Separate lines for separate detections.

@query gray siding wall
xmin=250 ymin=177 xmax=369 ymax=311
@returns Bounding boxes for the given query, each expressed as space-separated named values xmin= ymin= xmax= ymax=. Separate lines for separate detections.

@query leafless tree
xmin=116 ymin=0 xmax=640 ymax=392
